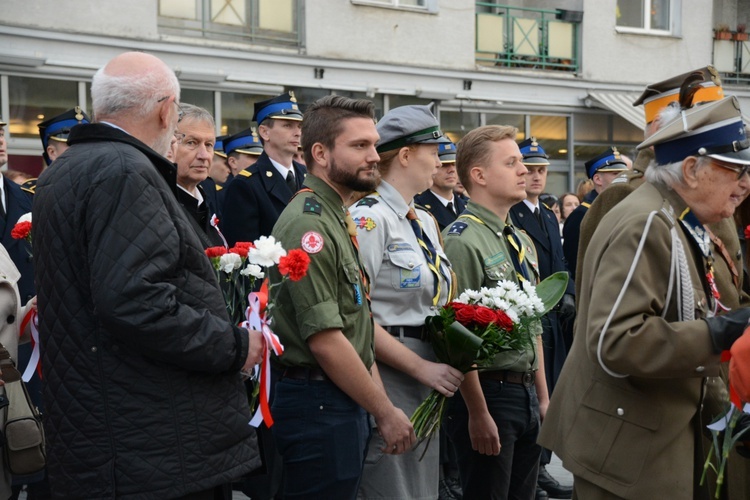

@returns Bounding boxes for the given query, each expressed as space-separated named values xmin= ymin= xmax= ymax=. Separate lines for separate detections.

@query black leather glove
xmin=703 ymin=307 xmax=750 ymax=353
xmin=558 ymin=293 xmax=576 ymax=322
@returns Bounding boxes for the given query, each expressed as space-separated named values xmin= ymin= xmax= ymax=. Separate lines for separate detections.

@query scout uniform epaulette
xmin=303 ymin=197 xmax=322 ymax=215
xmin=21 ymin=178 xmax=37 ymax=195
xmin=356 ymin=196 xmax=379 ymax=208
xmin=446 ymin=221 xmax=468 ymax=236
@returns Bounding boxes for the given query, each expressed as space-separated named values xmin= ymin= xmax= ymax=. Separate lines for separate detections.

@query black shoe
xmin=538 ymin=465 xmax=573 ymax=499
xmin=536 ymin=486 xmax=550 ymax=500
xmin=438 ymin=479 xmax=458 ymax=500
xmin=444 ymin=475 xmax=463 ymax=499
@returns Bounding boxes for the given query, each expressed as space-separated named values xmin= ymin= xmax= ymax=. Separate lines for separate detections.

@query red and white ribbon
xmin=242 ymin=290 xmax=283 ymax=428
xmin=19 ymin=309 xmax=41 ymax=382
xmin=210 ymin=214 xmax=228 ymax=248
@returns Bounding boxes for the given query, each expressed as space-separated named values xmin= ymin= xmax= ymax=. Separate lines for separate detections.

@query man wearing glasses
xmin=539 ymin=96 xmax=750 ymax=498
xmin=33 ymin=52 xmax=263 ymax=499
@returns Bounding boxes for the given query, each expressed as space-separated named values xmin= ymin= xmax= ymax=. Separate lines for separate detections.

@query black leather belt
xmin=281 ymin=366 xmax=328 ymax=382
xmin=384 ymin=325 xmax=425 ymax=340
xmin=479 ymin=369 xmax=535 ymax=387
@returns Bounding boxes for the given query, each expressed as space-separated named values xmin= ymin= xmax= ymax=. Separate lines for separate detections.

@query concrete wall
xmin=581 ymin=0 xmax=713 ymax=85
xmin=0 ymin=0 xmax=158 ymax=39
xmin=305 ymin=0 xmax=476 ymax=70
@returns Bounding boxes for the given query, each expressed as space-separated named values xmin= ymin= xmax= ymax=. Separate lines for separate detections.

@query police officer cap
xmin=224 ymin=128 xmax=264 ymax=157
xmin=376 ymin=105 xmax=443 ymax=153
xmin=585 ymin=147 xmax=628 ymax=178
xmin=38 ymin=106 xmax=91 ymax=165
xmin=253 ymin=91 xmax=303 ymax=125
xmin=437 ymin=136 xmax=457 ymax=164
xmin=0 ymin=119 xmax=6 ymax=127
xmin=638 ymin=96 xmax=750 ymax=166
xmin=633 ymin=66 xmax=724 ymax=124
xmin=518 ymin=137 xmax=550 ymax=166
xmin=214 ymin=134 xmax=228 ymax=159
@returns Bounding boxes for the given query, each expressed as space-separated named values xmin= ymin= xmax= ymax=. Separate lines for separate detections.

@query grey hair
xmin=91 ymin=62 xmax=180 ymax=120
xmin=645 ymin=155 xmax=711 ymax=187
xmin=177 ymin=103 xmax=215 ymax=129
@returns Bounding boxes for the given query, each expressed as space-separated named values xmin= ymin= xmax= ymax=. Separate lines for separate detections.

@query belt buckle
xmin=522 ymin=371 xmax=534 ymax=387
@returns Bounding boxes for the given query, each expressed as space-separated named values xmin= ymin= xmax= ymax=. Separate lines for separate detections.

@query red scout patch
xmin=301 ymin=231 xmax=324 ymax=254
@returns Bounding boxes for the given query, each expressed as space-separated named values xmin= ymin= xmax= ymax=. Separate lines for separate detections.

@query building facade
xmin=1 ymin=0 xmax=749 ymax=193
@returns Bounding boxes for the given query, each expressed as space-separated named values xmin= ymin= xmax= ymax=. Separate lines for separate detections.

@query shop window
xmin=8 ymin=76 xmax=79 ymax=139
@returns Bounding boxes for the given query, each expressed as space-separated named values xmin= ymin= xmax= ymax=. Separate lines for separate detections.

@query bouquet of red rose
xmin=205 ymin=235 xmax=310 ymax=427
xmin=11 ymin=213 xmax=32 ymax=257
xmin=411 ymin=272 xmax=569 ymax=447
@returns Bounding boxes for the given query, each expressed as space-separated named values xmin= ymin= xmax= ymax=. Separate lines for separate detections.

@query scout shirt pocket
xmin=483 ymin=251 xmax=515 ymax=285
xmin=567 ymin=379 xmax=661 ymax=486
xmin=386 ymin=245 xmax=423 ymax=291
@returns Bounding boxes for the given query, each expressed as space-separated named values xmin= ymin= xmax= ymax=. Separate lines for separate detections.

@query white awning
xmin=586 ymin=91 xmax=645 ymax=130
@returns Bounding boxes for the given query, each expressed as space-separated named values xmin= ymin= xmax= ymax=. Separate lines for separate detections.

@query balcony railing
xmin=475 ymin=3 xmax=581 ymax=72
xmin=713 ymin=38 xmax=750 ymax=85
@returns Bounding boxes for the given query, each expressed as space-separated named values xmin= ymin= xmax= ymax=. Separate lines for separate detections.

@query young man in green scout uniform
xmin=442 ymin=124 xmax=549 ymax=499
xmin=268 ymin=95 xmax=415 ymax=499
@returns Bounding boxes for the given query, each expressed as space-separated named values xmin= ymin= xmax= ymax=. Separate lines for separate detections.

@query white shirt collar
xmin=523 ymin=199 xmax=540 ymax=212
xmin=430 ymin=190 xmax=454 ymax=208
xmin=177 ymin=183 xmax=204 ymax=204
xmin=269 ymin=156 xmax=293 ymax=179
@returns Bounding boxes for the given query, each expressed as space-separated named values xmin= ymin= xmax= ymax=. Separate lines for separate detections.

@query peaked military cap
xmin=376 ymin=105 xmax=443 ymax=153
xmin=632 ymin=66 xmax=724 ymax=124
xmin=518 ymin=137 xmax=550 ymax=166
xmin=437 ymin=136 xmax=457 ymax=164
xmin=637 ymin=96 xmax=750 ymax=166
xmin=214 ymin=134 xmax=228 ymax=159
xmin=585 ymin=147 xmax=629 ymax=178
xmin=0 ymin=119 xmax=6 ymax=127
xmin=253 ymin=91 xmax=303 ymax=125
xmin=224 ymin=128 xmax=264 ymax=156
xmin=38 ymin=107 xmax=91 ymax=165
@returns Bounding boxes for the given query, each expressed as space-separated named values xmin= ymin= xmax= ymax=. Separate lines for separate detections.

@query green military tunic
xmin=443 ymin=200 xmax=541 ymax=372
xmin=269 ymin=175 xmax=374 ymax=369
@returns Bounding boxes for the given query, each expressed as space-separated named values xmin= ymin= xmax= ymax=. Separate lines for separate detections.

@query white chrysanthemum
xmin=505 ymin=308 xmax=520 ymax=324
xmin=17 ymin=213 xmax=31 ymax=224
xmin=219 ymin=253 xmax=243 ymax=273
xmin=240 ymin=264 xmax=264 ymax=279
xmin=248 ymin=235 xmax=287 ymax=267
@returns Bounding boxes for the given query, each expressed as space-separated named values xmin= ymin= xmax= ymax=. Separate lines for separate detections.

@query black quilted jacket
xmin=32 ymin=124 xmax=259 ymax=499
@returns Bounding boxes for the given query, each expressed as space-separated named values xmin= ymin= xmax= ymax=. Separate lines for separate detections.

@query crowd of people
xmin=0 ymin=51 xmax=749 ymax=500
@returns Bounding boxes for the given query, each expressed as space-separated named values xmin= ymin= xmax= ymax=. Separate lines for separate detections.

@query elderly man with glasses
xmin=32 ymin=52 xmax=263 ymax=499
xmin=539 ymin=96 xmax=750 ymax=499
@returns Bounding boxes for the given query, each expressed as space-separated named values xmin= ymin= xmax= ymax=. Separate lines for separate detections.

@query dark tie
xmin=534 ymin=207 xmax=547 ymax=235
xmin=285 ymin=170 xmax=296 ymax=193
xmin=447 ymin=201 xmax=455 ymax=215
xmin=406 ymin=208 xmax=445 ymax=305
xmin=504 ymin=225 xmax=530 ymax=282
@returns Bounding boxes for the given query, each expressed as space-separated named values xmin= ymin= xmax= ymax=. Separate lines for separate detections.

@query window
xmin=351 ymin=0 xmax=438 ymax=13
xmin=8 ymin=76 xmax=79 ymax=139
xmin=220 ymin=91 xmax=275 ymax=136
xmin=616 ymin=0 xmax=677 ymax=34
xmin=158 ymin=0 xmax=302 ymax=47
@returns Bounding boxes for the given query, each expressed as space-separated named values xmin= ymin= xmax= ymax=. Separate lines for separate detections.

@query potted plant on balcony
xmin=715 ymin=24 xmax=732 ymax=40
xmin=734 ymin=24 xmax=748 ymax=41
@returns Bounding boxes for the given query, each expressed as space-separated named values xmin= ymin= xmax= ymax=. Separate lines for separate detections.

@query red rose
xmin=745 ymin=225 xmax=750 ymax=240
xmin=229 ymin=246 xmax=249 ymax=258
xmin=234 ymin=242 xmax=255 ymax=250
xmin=495 ymin=310 xmax=514 ymax=332
xmin=11 ymin=221 xmax=31 ymax=241
xmin=473 ymin=306 xmax=497 ymax=327
xmin=452 ymin=303 xmax=475 ymax=325
xmin=205 ymin=246 xmax=227 ymax=258
xmin=278 ymin=249 xmax=311 ymax=281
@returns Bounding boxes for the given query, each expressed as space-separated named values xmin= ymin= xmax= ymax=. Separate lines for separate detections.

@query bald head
xmin=91 ymin=52 xmax=181 ymax=155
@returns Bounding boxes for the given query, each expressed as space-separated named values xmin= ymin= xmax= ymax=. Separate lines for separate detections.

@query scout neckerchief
xmin=678 ymin=207 xmax=729 ymax=315
xmin=406 ymin=207 xmax=451 ymax=306
xmin=458 ymin=212 xmax=531 ymax=283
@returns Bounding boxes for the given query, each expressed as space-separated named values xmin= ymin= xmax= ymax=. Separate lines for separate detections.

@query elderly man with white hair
xmin=539 ymin=95 xmax=750 ymax=499
xmin=33 ymin=52 xmax=264 ymax=499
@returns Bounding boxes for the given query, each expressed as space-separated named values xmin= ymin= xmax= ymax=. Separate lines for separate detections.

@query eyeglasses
xmin=157 ymin=95 xmax=185 ymax=122
xmin=710 ymin=158 xmax=750 ymax=181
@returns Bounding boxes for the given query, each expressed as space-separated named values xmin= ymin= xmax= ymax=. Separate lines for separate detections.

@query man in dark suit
xmin=220 ymin=92 xmax=306 ymax=246
xmin=562 ymin=147 xmax=628 ymax=277
xmin=509 ymin=138 xmax=575 ymax=500
xmin=415 ymin=138 xmax=467 ymax=231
